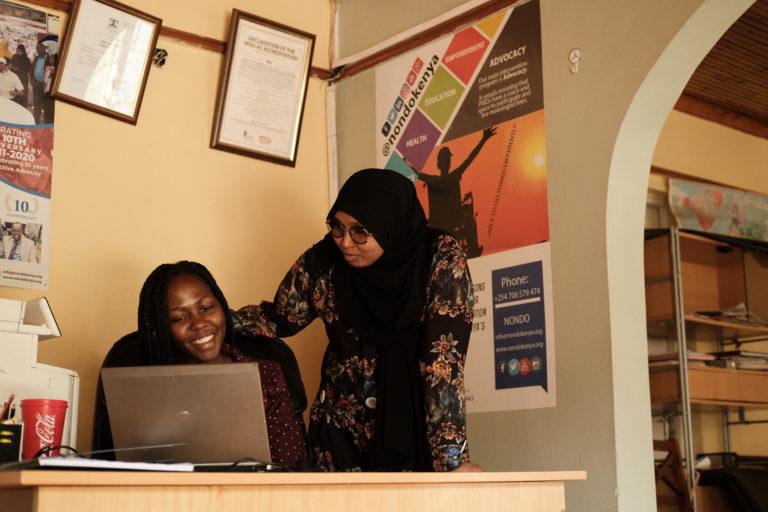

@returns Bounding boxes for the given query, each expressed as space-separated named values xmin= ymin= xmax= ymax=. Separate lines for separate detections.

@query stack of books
xmin=708 ymin=350 xmax=768 ymax=371
xmin=691 ymin=302 xmax=768 ymax=327
xmin=648 ymin=350 xmax=768 ymax=371
xmin=648 ymin=351 xmax=716 ymax=368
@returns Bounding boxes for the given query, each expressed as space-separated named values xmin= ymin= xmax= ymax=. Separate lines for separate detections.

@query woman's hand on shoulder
xmin=453 ymin=461 xmax=483 ymax=472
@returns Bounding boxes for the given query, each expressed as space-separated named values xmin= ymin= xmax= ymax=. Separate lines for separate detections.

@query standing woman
xmin=236 ymin=169 xmax=478 ymax=472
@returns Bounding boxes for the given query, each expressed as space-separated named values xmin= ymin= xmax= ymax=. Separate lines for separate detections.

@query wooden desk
xmin=0 ymin=470 xmax=586 ymax=511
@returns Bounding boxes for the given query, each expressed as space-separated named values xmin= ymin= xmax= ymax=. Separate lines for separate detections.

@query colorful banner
xmin=375 ymin=0 xmax=555 ymax=411
xmin=0 ymin=1 xmax=58 ymax=289
xmin=376 ymin=0 xmax=547 ymax=258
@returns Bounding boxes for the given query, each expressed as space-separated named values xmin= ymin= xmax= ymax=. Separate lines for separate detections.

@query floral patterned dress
xmin=236 ymin=234 xmax=474 ymax=471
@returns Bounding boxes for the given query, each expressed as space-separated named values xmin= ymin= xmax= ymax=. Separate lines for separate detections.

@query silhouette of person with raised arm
xmin=412 ymin=127 xmax=496 ymax=234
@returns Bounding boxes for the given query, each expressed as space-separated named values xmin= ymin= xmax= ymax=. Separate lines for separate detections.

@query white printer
xmin=0 ymin=297 xmax=79 ymax=451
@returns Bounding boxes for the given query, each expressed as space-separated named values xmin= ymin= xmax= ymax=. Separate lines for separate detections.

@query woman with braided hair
xmin=92 ymin=261 xmax=308 ymax=468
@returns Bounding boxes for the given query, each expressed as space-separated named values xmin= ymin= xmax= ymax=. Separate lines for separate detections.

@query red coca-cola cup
xmin=20 ymin=399 xmax=67 ymax=459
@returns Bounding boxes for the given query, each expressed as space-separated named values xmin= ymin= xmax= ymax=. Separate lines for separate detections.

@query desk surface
xmin=0 ymin=469 xmax=586 ymax=487
xmin=0 ymin=470 xmax=586 ymax=512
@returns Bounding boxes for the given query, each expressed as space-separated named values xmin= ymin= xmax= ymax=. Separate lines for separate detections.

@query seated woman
xmin=92 ymin=261 xmax=308 ymax=468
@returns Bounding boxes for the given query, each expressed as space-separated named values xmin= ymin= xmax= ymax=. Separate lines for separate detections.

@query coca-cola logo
xmin=34 ymin=412 xmax=56 ymax=447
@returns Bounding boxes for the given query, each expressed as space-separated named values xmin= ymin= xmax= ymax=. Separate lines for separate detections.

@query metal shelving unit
xmin=645 ymin=227 xmax=768 ymax=511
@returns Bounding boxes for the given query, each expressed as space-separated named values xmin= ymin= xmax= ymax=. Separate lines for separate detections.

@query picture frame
xmin=51 ymin=0 xmax=161 ymax=125
xmin=211 ymin=10 xmax=315 ymax=166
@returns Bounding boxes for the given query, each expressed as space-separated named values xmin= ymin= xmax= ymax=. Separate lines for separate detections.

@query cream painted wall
xmin=2 ymin=0 xmax=332 ymax=450
xmin=335 ymin=0 xmax=467 ymax=60
xmin=653 ymin=110 xmax=768 ymax=194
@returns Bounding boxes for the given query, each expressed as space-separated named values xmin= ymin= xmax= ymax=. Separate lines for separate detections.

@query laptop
xmin=101 ymin=363 xmax=271 ymax=467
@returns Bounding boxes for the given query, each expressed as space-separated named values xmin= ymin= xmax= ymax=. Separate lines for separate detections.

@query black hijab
xmin=323 ymin=168 xmax=441 ymax=470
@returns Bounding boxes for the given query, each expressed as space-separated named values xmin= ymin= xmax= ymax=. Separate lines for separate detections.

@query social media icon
xmin=412 ymin=57 xmax=424 ymax=73
xmin=400 ymin=83 xmax=410 ymax=97
xmin=387 ymin=109 xmax=397 ymax=123
xmin=407 ymin=71 xmax=417 ymax=85
xmin=532 ymin=357 xmax=542 ymax=372
xmin=520 ymin=358 xmax=531 ymax=376
xmin=394 ymin=97 xmax=404 ymax=111
xmin=381 ymin=122 xmax=391 ymax=136
xmin=507 ymin=359 xmax=520 ymax=376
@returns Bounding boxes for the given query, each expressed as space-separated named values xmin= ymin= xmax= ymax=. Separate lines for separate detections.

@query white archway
xmin=606 ymin=1 xmax=754 ymax=509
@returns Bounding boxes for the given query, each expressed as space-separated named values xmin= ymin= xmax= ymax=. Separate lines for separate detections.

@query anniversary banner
xmin=375 ymin=0 xmax=555 ymax=411
xmin=0 ymin=1 xmax=58 ymax=289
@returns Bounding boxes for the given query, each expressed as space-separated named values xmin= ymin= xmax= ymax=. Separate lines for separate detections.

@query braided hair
xmin=137 ymin=261 xmax=234 ymax=365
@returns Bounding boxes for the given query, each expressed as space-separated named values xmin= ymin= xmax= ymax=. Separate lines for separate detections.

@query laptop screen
xmin=101 ymin=363 xmax=271 ymax=464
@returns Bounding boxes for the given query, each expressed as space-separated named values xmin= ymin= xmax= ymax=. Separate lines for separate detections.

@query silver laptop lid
xmin=101 ymin=363 xmax=270 ymax=464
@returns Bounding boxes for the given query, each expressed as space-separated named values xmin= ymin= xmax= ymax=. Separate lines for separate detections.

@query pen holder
xmin=0 ymin=424 xmax=22 ymax=463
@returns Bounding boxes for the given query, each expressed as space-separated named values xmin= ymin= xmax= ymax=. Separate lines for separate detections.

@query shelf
xmin=644 ymin=228 xmax=768 ymax=507
xmin=647 ymin=315 xmax=768 ymax=341
xmin=684 ymin=315 xmax=768 ymax=339
xmin=644 ymin=231 xmax=747 ymax=322
xmin=650 ymin=366 xmax=768 ymax=408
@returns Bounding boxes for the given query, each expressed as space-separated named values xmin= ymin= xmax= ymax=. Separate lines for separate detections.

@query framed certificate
xmin=211 ymin=10 xmax=315 ymax=166
xmin=51 ymin=0 xmax=161 ymax=124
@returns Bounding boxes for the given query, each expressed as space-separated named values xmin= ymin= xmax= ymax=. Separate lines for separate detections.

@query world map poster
xmin=669 ymin=178 xmax=768 ymax=242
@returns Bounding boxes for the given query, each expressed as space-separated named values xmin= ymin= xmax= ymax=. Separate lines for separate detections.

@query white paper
xmin=37 ymin=456 xmax=194 ymax=472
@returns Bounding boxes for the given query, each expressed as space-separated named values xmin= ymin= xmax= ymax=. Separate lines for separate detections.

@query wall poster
xmin=374 ymin=0 xmax=555 ymax=411
xmin=669 ymin=178 xmax=768 ymax=242
xmin=0 ymin=1 xmax=58 ymax=289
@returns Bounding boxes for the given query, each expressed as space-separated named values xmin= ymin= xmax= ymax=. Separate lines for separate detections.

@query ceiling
xmin=676 ymin=0 xmax=768 ymax=138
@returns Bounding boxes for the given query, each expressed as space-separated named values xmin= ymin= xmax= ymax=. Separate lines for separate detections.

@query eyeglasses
xmin=326 ymin=219 xmax=372 ymax=244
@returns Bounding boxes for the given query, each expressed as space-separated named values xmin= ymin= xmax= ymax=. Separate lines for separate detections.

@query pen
xmin=0 ymin=393 xmax=14 ymax=421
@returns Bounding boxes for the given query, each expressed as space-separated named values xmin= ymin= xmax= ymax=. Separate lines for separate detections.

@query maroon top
xmin=221 ymin=343 xmax=307 ymax=468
